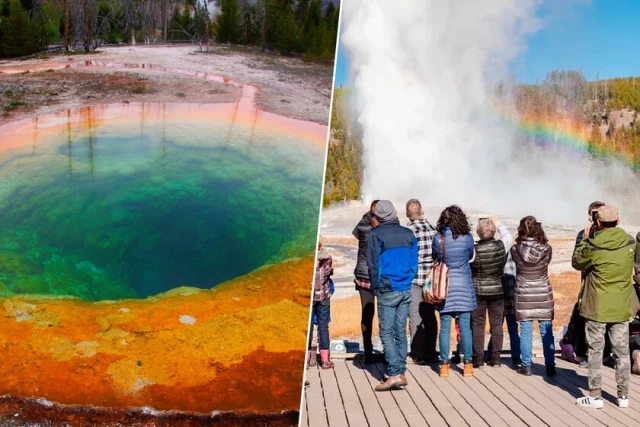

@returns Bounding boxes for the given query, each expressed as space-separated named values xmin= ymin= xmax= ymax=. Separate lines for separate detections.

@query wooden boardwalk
xmin=301 ymin=356 xmax=640 ymax=426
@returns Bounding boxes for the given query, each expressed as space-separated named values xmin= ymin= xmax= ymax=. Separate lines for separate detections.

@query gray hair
xmin=477 ymin=218 xmax=496 ymax=240
xmin=406 ymin=199 xmax=423 ymax=221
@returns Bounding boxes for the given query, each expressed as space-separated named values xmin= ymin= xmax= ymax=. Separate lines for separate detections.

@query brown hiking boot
xmin=632 ymin=350 xmax=640 ymax=375
xmin=463 ymin=363 xmax=474 ymax=377
xmin=399 ymin=374 xmax=408 ymax=386
xmin=439 ymin=362 xmax=450 ymax=378
xmin=374 ymin=375 xmax=405 ymax=391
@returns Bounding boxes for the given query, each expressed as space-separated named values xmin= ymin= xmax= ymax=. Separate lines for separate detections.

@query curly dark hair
xmin=436 ymin=205 xmax=470 ymax=239
xmin=516 ymin=215 xmax=548 ymax=244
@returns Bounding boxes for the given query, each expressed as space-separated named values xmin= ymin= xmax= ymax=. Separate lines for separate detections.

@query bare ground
xmin=0 ymin=45 xmax=334 ymax=126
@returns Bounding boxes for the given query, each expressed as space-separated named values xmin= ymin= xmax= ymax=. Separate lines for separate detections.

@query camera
xmin=589 ymin=210 xmax=599 ymax=238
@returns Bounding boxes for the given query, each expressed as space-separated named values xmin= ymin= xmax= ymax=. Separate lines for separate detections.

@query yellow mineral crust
xmin=0 ymin=257 xmax=313 ymax=413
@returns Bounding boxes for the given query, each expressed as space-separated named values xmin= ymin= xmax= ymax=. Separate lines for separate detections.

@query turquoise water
xmin=0 ymin=107 xmax=324 ymax=300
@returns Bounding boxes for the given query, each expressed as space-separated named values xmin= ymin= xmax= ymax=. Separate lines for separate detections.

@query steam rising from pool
xmin=340 ymin=0 xmax=640 ymax=225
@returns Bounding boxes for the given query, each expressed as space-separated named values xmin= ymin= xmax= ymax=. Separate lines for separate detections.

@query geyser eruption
xmin=341 ymin=0 xmax=640 ymax=226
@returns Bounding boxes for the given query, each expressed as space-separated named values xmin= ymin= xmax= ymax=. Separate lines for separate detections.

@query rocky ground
xmin=0 ymin=45 xmax=334 ymax=126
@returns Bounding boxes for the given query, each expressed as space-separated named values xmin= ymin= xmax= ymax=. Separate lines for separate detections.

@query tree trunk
xmin=261 ymin=0 xmax=266 ymax=52
xmin=162 ymin=0 xmax=168 ymax=40
xmin=84 ymin=0 xmax=90 ymax=52
xmin=64 ymin=0 xmax=70 ymax=51
xmin=204 ymin=12 xmax=209 ymax=51
xmin=131 ymin=26 xmax=136 ymax=45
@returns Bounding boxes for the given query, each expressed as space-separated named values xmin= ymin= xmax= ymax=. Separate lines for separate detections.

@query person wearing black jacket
xmin=352 ymin=200 xmax=379 ymax=364
xmin=471 ymin=218 xmax=507 ymax=368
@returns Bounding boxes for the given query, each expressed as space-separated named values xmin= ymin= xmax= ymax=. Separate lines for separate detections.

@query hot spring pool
xmin=0 ymin=102 xmax=325 ymax=300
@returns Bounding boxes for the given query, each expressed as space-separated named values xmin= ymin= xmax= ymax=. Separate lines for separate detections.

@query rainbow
xmin=503 ymin=113 xmax=640 ymax=170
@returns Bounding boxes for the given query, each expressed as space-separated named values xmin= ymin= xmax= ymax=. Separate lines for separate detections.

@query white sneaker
xmin=576 ymin=396 xmax=604 ymax=409
xmin=618 ymin=396 xmax=629 ymax=408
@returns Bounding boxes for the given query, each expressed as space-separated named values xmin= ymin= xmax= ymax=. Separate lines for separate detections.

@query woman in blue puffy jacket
xmin=432 ymin=205 xmax=476 ymax=378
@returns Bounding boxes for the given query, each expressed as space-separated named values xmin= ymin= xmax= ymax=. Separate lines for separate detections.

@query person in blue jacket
xmin=367 ymin=200 xmax=418 ymax=391
xmin=432 ymin=205 xmax=477 ymax=378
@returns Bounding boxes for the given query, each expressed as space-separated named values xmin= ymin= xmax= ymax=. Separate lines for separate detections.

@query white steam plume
xmin=341 ymin=0 xmax=640 ymax=226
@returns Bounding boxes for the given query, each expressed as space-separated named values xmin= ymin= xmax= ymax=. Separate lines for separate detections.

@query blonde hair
xmin=317 ymin=235 xmax=324 ymax=249
xmin=477 ymin=218 xmax=496 ymax=240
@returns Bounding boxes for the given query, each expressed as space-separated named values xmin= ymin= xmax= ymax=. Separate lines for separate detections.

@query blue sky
xmin=334 ymin=0 xmax=640 ymax=86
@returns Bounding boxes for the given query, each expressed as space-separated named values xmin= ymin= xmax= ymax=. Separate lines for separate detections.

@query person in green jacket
xmin=572 ymin=205 xmax=636 ymax=409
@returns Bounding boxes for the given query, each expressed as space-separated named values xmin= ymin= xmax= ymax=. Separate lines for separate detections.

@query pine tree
xmin=294 ymin=0 xmax=309 ymax=23
xmin=274 ymin=4 xmax=296 ymax=53
xmin=265 ymin=0 xmax=283 ymax=49
xmin=301 ymin=0 xmax=325 ymax=55
xmin=240 ymin=0 xmax=260 ymax=45
xmin=324 ymin=1 xmax=337 ymax=54
xmin=193 ymin=1 xmax=212 ymax=42
xmin=169 ymin=5 xmax=181 ymax=40
xmin=0 ymin=0 xmax=41 ymax=56
xmin=213 ymin=0 xmax=243 ymax=44
xmin=180 ymin=4 xmax=193 ymax=37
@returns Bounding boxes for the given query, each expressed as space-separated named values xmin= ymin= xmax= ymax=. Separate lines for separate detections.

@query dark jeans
xmin=472 ymin=295 xmax=504 ymax=361
xmin=487 ymin=314 xmax=521 ymax=360
xmin=309 ymin=299 xmax=330 ymax=350
xmin=409 ymin=285 xmax=438 ymax=360
xmin=378 ymin=289 xmax=411 ymax=377
xmin=359 ymin=287 xmax=376 ymax=357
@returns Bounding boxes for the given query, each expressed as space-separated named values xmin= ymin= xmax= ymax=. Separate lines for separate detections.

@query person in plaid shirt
xmin=405 ymin=199 xmax=439 ymax=364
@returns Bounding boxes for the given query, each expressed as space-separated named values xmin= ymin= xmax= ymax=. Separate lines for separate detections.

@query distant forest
xmin=0 ymin=0 xmax=339 ymax=61
xmin=324 ymin=70 xmax=640 ymax=206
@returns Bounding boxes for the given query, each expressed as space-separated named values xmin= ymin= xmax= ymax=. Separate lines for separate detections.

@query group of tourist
xmin=307 ymin=198 xmax=640 ymax=410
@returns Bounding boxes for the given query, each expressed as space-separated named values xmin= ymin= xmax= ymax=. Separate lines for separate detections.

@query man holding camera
xmin=573 ymin=205 xmax=636 ymax=409
xmin=568 ymin=202 xmax=607 ymax=367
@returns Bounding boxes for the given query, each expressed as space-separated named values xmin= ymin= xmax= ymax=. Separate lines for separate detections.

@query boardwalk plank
xmin=421 ymin=364 xmax=488 ymax=426
xmin=446 ymin=368 xmax=509 ymax=426
xmin=494 ymin=363 xmax=587 ymax=427
xmin=372 ymin=363 xmax=426 ymax=427
xmin=345 ymin=360 xmax=389 ymax=427
xmin=319 ymin=367 xmax=349 ymax=427
xmin=406 ymin=364 xmax=469 ymax=426
xmin=358 ymin=360 xmax=409 ymax=427
xmin=473 ymin=368 xmax=547 ymax=427
xmin=553 ymin=358 xmax=640 ymax=423
xmin=307 ymin=367 xmax=329 ymax=427
xmin=301 ymin=393 xmax=309 ymax=427
xmin=401 ymin=367 xmax=448 ymax=427
xmin=333 ymin=361 xmax=369 ymax=427
xmin=491 ymin=362 xmax=583 ymax=427
xmin=455 ymin=364 xmax=527 ymax=427
xmin=502 ymin=361 xmax=606 ymax=427
xmin=530 ymin=363 xmax=636 ymax=427
xmin=304 ymin=355 xmax=640 ymax=427
xmin=483 ymin=362 xmax=567 ymax=427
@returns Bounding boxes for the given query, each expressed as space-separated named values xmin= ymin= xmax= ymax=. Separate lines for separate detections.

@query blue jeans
xmin=488 ymin=314 xmax=521 ymax=360
xmin=440 ymin=311 xmax=472 ymax=363
xmin=377 ymin=289 xmax=411 ymax=377
xmin=309 ymin=299 xmax=330 ymax=350
xmin=519 ymin=320 xmax=555 ymax=367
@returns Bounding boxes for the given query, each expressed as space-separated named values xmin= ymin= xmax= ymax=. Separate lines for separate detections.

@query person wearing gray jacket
xmin=511 ymin=216 xmax=555 ymax=377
